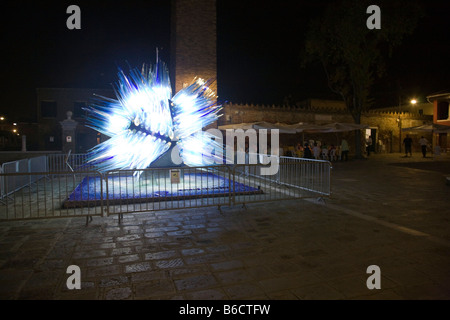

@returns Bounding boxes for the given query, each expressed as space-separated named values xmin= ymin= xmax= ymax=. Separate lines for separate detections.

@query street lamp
xmin=398 ymin=98 xmax=418 ymax=153
xmin=398 ymin=96 xmax=403 ymax=153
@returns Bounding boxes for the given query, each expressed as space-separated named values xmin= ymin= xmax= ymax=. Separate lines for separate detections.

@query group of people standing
xmin=301 ymin=138 xmax=350 ymax=161
xmin=298 ymin=134 xmax=432 ymax=160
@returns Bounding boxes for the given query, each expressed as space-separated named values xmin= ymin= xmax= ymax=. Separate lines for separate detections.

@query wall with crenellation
xmin=219 ymin=102 xmax=433 ymax=155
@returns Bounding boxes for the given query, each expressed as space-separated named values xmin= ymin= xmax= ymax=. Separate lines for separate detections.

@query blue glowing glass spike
xmin=84 ymin=58 xmax=223 ymax=176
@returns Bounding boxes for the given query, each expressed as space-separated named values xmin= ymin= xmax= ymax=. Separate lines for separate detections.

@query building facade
xmin=35 ymin=88 xmax=114 ymax=153
xmin=427 ymin=92 xmax=450 ymax=151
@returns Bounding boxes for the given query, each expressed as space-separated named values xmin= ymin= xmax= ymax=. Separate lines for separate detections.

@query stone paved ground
xmin=0 ymin=152 xmax=449 ymax=300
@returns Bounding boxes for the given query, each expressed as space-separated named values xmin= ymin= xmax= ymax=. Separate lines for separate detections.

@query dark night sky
xmin=1 ymin=0 xmax=450 ymax=122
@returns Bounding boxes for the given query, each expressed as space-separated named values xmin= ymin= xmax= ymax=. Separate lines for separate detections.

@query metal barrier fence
xmin=231 ymin=160 xmax=331 ymax=206
xmin=0 ymin=157 xmax=331 ymax=223
xmin=105 ymin=165 xmax=233 ymax=221
xmin=0 ymin=156 xmax=48 ymax=203
xmin=0 ymin=171 xmax=104 ymax=222
xmin=104 ymin=160 xmax=331 ymax=221
xmin=238 ymin=154 xmax=332 ymax=196
xmin=47 ymin=153 xmax=92 ymax=172
xmin=278 ymin=156 xmax=332 ymax=196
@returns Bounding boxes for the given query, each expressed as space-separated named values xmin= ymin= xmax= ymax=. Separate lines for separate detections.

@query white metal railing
xmin=0 ymin=156 xmax=48 ymax=203
xmin=0 ymin=154 xmax=331 ymax=222
xmin=278 ymin=156 xmax=332 ymax=196
xmin=104 ymin=165 xmax=233 ymax=219
xmin=0 ymin=170 xmax=103 ymax=221
xmin=47 ymin=153 xmax=92 ymax=172
xmin=237 ymin=153 xmax=332 ymax=196
xmin=0 ymin=152 xmax=94 ymax=205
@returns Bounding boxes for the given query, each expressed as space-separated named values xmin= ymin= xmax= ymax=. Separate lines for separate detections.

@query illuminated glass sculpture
xmin=84 ymin=58 xmax=222 ymax=174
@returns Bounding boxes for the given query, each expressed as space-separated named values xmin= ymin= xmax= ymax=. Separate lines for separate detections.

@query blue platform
xmin=63 ymin=172 xmax=262 ymax=208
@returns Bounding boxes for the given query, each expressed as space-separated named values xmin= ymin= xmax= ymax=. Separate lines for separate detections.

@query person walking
xmin=340 ymin=138 xmax=349 ymax=161
xmin=403 ymin=134 xmax=413 ymax=157
xmin=418 ymin=136 xmax=429 ymax=158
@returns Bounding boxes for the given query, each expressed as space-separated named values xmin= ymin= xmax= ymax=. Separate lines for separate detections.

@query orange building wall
xmin=433 ymin=100 xmax=450 ymax=126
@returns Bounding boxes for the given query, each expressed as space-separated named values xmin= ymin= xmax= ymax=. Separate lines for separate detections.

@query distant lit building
xmin=427 ymin=92 xmax=450 ymax=126
xmin=36 ymin=88 xmax=114 ymax=152
xmin=427 ymin=92 xmax=450 ymax=151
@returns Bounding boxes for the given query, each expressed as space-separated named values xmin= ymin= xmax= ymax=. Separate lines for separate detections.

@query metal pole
xmin=21 ymin=135 xmax=26 ymax=152
xmin=398 ymin=96 xmax=402 ymax=153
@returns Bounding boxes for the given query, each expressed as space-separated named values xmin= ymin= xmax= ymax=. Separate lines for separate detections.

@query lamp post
xmin=398 ymin=98 xmax=418 ymax=153
xmin=397 ymin=115 xmax=402 ymax=153
xmin=398 ymin=96 xmax=402 ymax=153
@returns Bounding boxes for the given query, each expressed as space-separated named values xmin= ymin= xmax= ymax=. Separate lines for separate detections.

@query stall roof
xmin=402 ymin=124 xmax=450 ymax=133
xmin=218 ymin=121 xmax=368 ymax=133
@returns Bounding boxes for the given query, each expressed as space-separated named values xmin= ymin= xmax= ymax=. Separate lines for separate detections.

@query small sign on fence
xmin=170 ymin=169 xmax=180 ymax=184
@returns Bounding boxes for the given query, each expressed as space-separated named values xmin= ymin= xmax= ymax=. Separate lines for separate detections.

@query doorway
xmin=365 ymin=128 xmax=378 ymax=153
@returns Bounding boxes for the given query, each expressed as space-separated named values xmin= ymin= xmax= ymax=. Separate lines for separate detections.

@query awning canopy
xmin=300 ymin=122 xmax=369 ymax=133
xmin=402 ymin=124 xmax=450 ymax=133
xmin=218 ymin=121 xmax=297 ymax=133
xmin=218 ymin=121 xmax=369 ymax=133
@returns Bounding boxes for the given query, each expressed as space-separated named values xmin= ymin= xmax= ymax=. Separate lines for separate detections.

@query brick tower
xmin=170 ymin=0 xmax=217 ymax=94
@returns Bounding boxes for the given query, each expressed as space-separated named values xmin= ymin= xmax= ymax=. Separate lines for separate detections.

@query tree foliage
xmin=304 ymin=0 xmax=422 ymax=123
xmin=303 ymin=0 xmax=422 ymax=157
